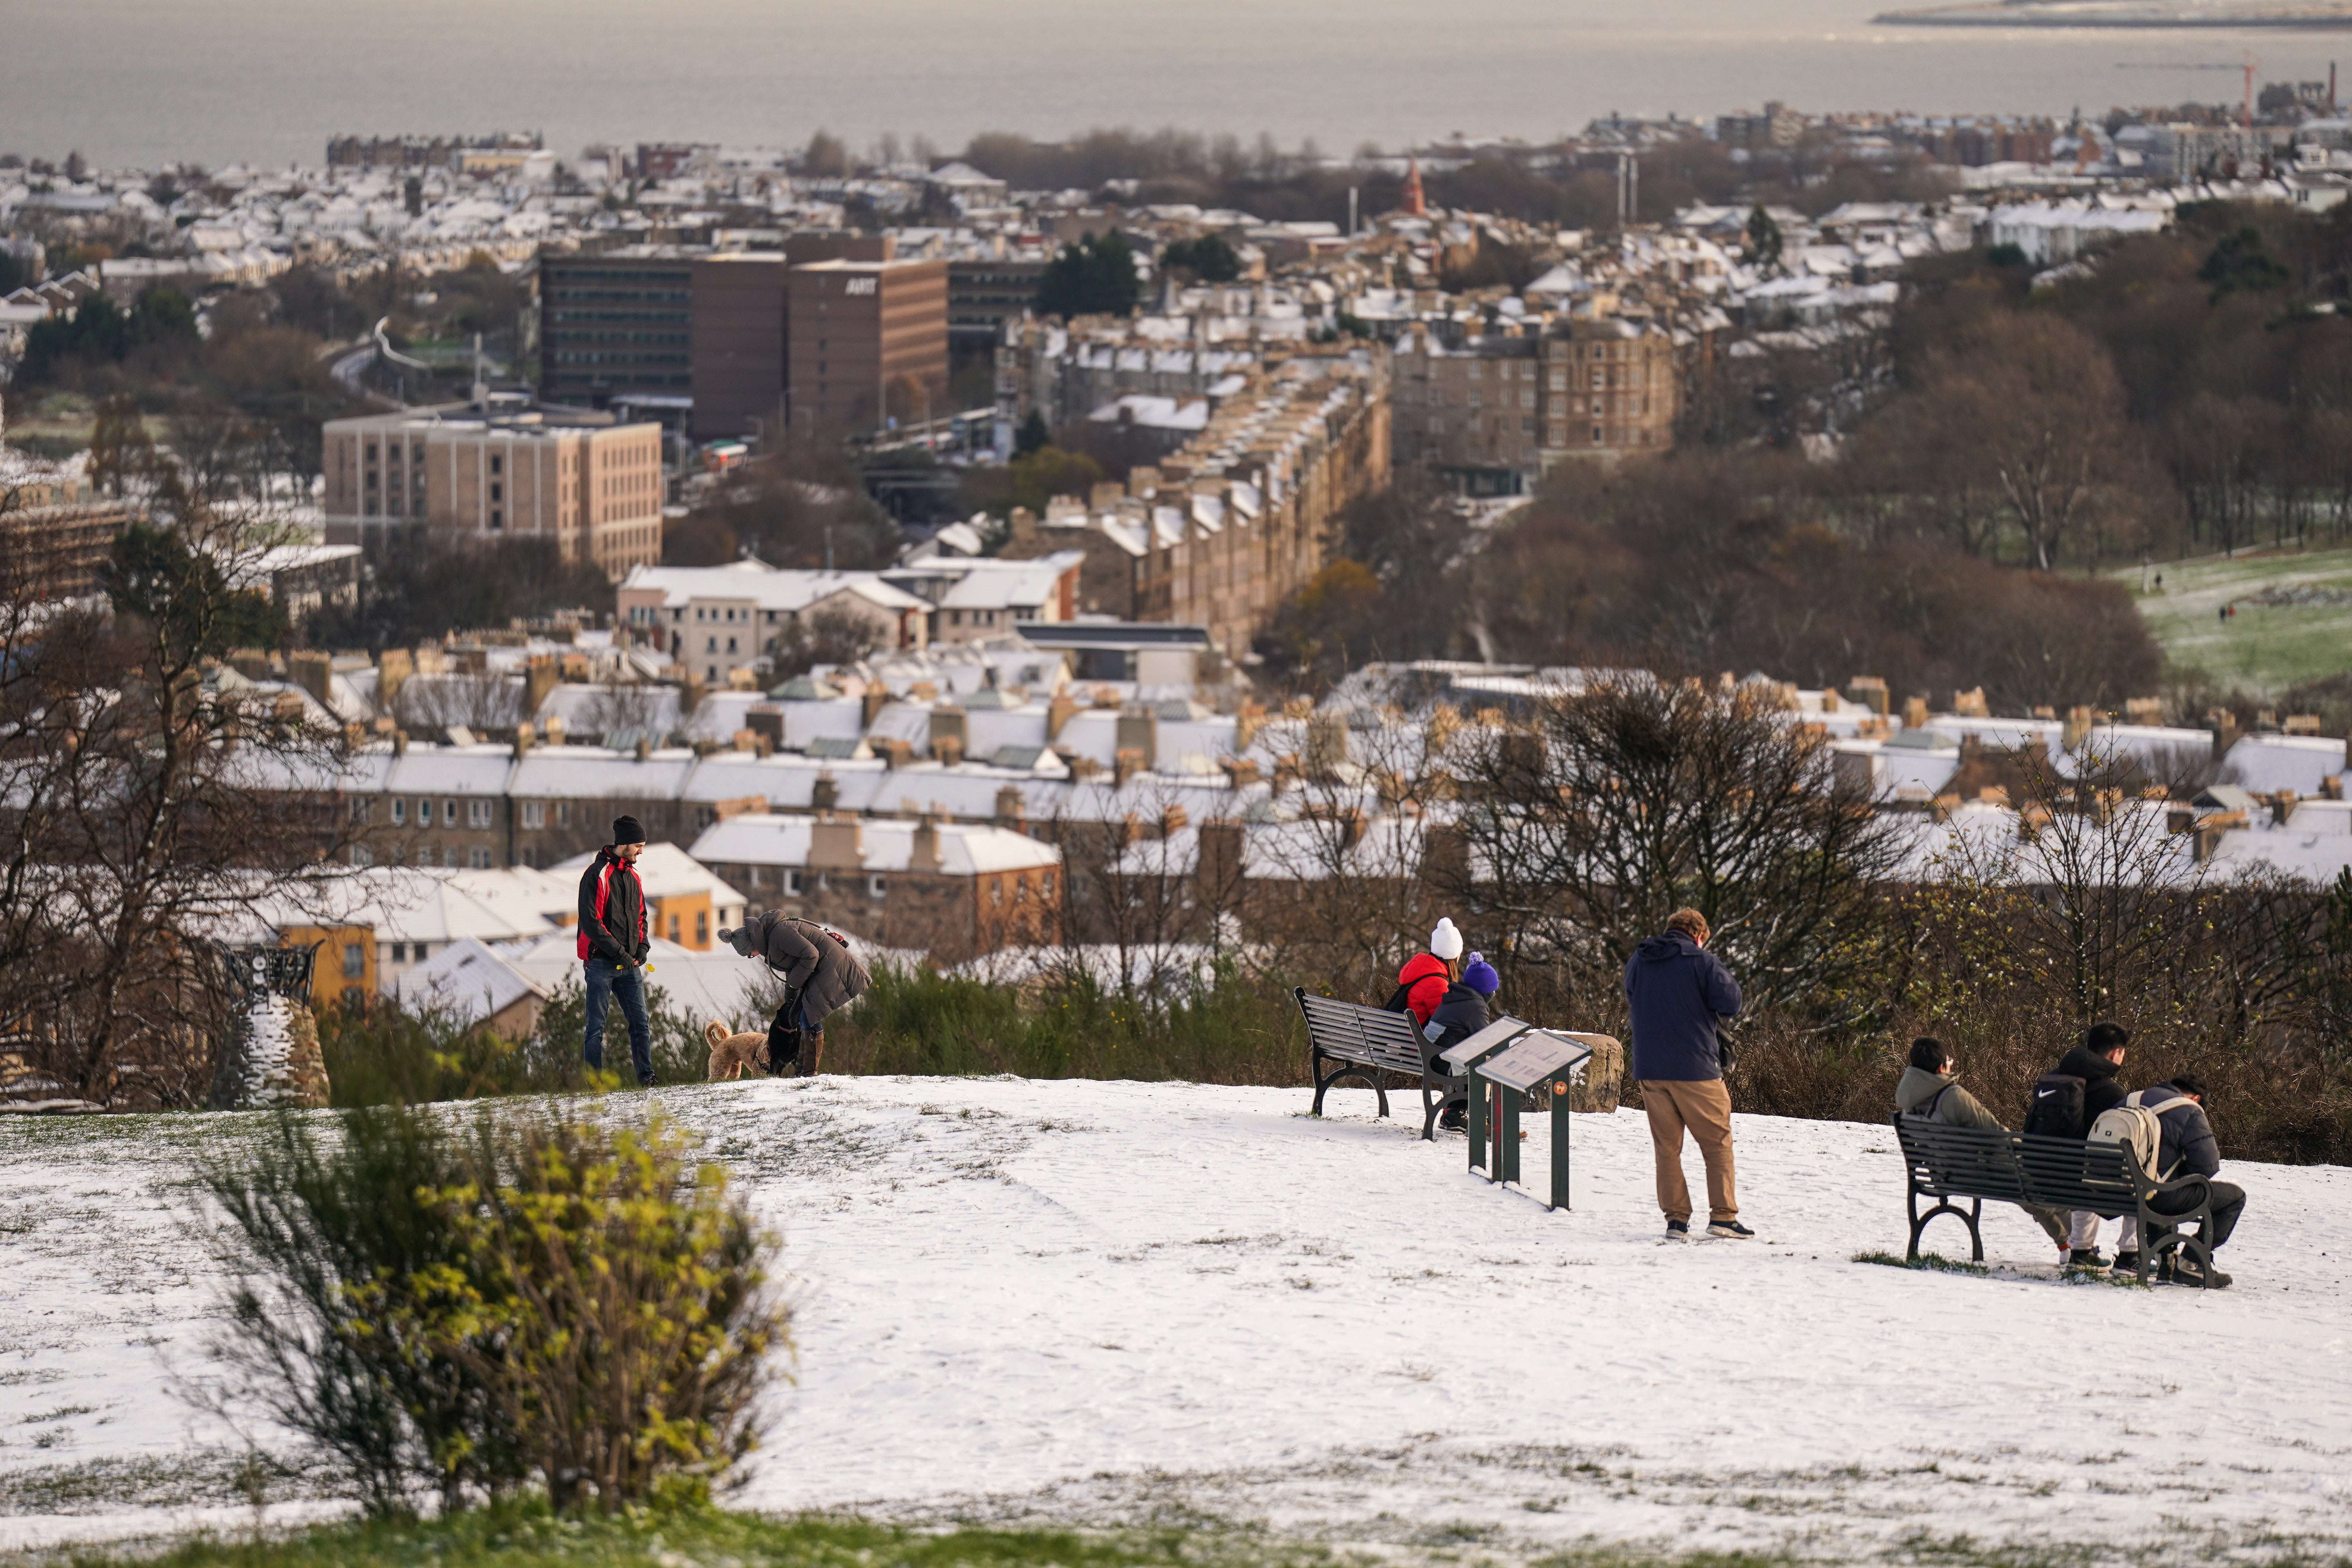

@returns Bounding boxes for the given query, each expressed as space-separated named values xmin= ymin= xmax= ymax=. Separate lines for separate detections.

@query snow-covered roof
xmin=689 ymin=813 xmax=1060 ymax=876
xmin=394 ymin=936 xmax=546 ymax=1025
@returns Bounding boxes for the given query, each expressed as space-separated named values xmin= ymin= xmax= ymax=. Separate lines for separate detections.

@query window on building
xmin=348 ymin=797 xmax=370 ymax=824
xmin=391 ymin=941 xmax=407 ymax=962
xmin=1042 ymin=872 xmax=1056 ymax=900
xmin=787 ymin=869 xmax=805 ymax=896
xmin=990 ymin=879 xmax=1004 ymax=908
xmin=522 ymin=800 xmax=545 ymax=829
xmin=669 ymin=913 xmax=682 ymax=942
xmin=444 ymin=846 xmax=461 ymax=868
xmin=695 ymin=911 xmax=709 ymax=945
xmin=349 ymin=844 xmax=373 ymax=867
xmin=468 ymin=799 xmax=491 ymax=827
xmin=415 ymin=942 xmax=430 ymax=960
xmin=490 ymin=454 xmax=503 ymax=475
xmin=707 ymin=664 xmax=719 ymax=681
xmin=726 ymin=637 xmax=737 ymax=653
xmin=1592 ymin=425 xmax=1603 ymax=443
xmin=415 ymin=798 xmax=430 ymax=825
xmin=445 ymin=799 xmax=458 ymax=824
xmin=706 ymin=637 xmax=717 ymax=653
xmin=490 ymin=482 xmax=503 ymax=503
xmin=341 ymin=943 xmax=365 ymax=980
xmin=558 ymin=802 xmax=572 ymax=826
xmin=490 ymin=509 xmax=502 ymax=530
xmin=868 ymin=874 xmax=887 ymax=899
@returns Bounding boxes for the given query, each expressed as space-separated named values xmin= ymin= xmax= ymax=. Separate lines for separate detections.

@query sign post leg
xmin=1468 ymin=1072 xmax=1487 ymax=1172
xmin=1550 ymin=1080 xmax=1573 ymax=1210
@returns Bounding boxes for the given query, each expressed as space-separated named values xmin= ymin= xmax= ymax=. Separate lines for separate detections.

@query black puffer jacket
xmin=575 ymin=848 xmax=648 ymax=965
xmin=2054 ymin=1044 xmax=2129 ymax=1123
xmin=1423 ymin=980 xmax=1491 ymax=1067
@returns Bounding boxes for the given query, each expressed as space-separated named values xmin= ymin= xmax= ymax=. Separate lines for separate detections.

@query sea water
xmin=1 ymin=0 xmax=2342 ymax=171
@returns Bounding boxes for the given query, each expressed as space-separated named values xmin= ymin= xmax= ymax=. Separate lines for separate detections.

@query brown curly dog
xmin=704 ymin=1020 xmax=767 ymax=1080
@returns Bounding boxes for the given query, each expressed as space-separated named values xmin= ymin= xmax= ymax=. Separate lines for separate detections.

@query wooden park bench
xmin=1891 ymin=1116 xmax=2221 ymax=1287
xmin=1294 ymin=988 xmax=1453 ymax=1140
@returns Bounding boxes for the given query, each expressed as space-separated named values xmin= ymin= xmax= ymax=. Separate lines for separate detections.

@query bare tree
xmin=0 ymin=475 xmax=360 ymax=1106
xmin=1441 ymin=675 xmax=1905 ymax=1016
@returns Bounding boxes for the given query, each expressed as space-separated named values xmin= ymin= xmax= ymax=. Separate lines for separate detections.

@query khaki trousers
xmin=1641 ymin=1078 xmax=1738 ymax=1223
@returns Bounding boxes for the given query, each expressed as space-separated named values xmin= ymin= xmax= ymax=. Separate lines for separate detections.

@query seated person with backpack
xmin=2024 ymin=1021 xmax=2133 ymax=1267
xmin=1897 ymin=1037 xmax=2071 ymax=1260
xmin=2098 ymin=1073 xmax=2242 ymax=1289
xmin=1421 ymin=952 xmax=1501 ymax=1134
xmin=1391 ymin=918 xmax=1464 ymax=1031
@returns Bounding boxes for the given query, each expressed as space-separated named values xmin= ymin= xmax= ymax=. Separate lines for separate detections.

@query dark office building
xmin=686 ymin=234 xmax=896 ymax=442
xmin=946 ymin=259 xmax=1046 ymax=350
xmin=788 ymin=259 xmax=951 ymax=436
xmin=543 ymin=236 xmax=911 ymax=440
xmin=538 ymin=249 xmax=695 ymax=409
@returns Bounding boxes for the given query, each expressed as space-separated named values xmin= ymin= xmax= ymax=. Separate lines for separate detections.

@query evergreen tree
xmin=1161 ymin=233 xmax=1242 ymax=283
xmin=1743 ymin=205 xmax=1784 ymax=277
xmin=2198 ymin=226 xmax=2290 ymax=299
xmin=1014 ymin=409 xmax=1051 ymax=457
xmin=1036 ymin=231 xmax=1141 ymax=319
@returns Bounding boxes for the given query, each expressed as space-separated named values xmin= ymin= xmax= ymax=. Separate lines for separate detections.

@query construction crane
xmin=2115 ymin=55 xmax=2258 ymax=128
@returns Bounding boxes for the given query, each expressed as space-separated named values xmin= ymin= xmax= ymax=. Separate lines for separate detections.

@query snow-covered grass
xmin=4 ymin=1078 xmax=2349 ymax=1565
xmin=2120 ymin=544 xmax=2352 ymax=694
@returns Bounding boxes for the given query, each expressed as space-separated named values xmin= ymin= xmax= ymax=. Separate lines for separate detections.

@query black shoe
xmin=2111 ymin=1250 xmax=2141 ymax=1276
xmin=1665 ymin=1220 xmax=1690 ymax=1238
xmin=1438 ymin=1108 xmax=1467 ymax=1132
xmin=2170 ymin=1254 xmax=2232 ymax=1289
xmin=1707 ymin=1219 xmax=1755 ymax=1240
xmin=2067 ymin=1248 xmax=2110 ymax=1269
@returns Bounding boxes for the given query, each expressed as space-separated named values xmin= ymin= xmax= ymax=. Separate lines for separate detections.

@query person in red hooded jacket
xmin=1393 ymin=917 xmax=1465 ymax=1028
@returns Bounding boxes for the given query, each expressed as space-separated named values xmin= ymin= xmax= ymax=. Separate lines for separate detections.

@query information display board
xmin=1469 ymin=1029 xmax=1597 ymax=1211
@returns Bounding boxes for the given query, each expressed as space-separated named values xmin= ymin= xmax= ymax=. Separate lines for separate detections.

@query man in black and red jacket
xmin=577 ymin=815 xmax=653 ymax=1085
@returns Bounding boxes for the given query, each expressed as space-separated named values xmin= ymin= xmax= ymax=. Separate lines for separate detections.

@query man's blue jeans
xmin=584 ymin=959 xmax=653 ymax=1084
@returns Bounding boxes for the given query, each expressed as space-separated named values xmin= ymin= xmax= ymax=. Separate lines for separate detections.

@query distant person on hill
xmin=2024 ymin=1021 xmax=2133 ymax=1267
xmin=577 ymin=815 xmax=653 ymax=1087
xmin=1624 ymin=908 xmax=1749 ymax=1240
xmin=1422 ymin=951 xmax=1501 ymax=1133
xmin=720 ymin=911 xmax=872 ymax=1076
xmin=1899 ymin=1037 xmax=2071 ymax=1261
xmin=1390 ymin=917 xmax=1464 ymax=1029
xmin=2107 ymin=1073 xmax=2241 ymax=1289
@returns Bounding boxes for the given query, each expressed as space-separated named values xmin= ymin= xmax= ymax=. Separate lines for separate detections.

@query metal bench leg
xmin=1909 ymin=1190 xmax=1981 ymax=1263
xmin=1417 ymin=1079 xmax=1440 ymax=1141
xmin=1310 ymin=1047 xmax=1334 ymax=1117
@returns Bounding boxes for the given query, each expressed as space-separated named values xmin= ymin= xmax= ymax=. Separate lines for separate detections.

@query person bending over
xmin=720 ymin=910 xmax=872 ymax=1076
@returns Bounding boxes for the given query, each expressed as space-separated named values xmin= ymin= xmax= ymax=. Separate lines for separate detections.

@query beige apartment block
xmin=1392 ymin=315 xmax=1677 ymax=491
xmin=321 ymin=401 xmax=665 ymax=580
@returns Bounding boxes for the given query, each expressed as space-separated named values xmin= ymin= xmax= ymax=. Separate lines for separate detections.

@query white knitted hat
xmin=1430 ymin=917 xmax=1464 ymax=961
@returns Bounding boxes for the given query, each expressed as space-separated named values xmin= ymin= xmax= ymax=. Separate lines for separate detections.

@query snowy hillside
xmin=3 ymin=1078 xmax=2349 ymax=1560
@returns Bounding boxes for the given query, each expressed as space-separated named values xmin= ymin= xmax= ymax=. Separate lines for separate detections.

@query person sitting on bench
xmin=2113 ymin=1073 xmax=2242 ymax=1289
xmin=1421 ymin=951 xmax=1501 ymax=1134
xmin=1897 ymin=1037 xmax=2071 ymax=1261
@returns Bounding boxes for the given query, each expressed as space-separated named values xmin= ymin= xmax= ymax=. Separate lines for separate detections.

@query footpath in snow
xmin=1 ymin=1077 xmax=2348 ymax=1562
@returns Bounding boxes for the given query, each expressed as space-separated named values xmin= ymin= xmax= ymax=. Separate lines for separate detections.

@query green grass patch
xmin=1853 ymin=1250 xmax=1991 ymax=1276
xmin=58 ymin=1506 xmax=1334 ymax=1568
xmin=2115 ymin=545 xmax=2352 ymax=695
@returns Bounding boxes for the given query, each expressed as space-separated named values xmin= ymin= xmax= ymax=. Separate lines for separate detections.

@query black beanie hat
xmin=612 ymin=815 xmax=646 ymax=846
